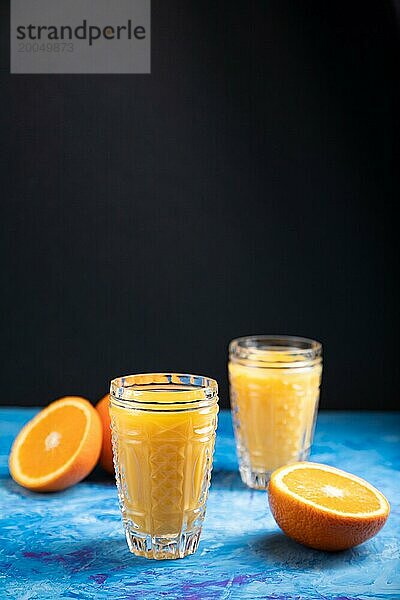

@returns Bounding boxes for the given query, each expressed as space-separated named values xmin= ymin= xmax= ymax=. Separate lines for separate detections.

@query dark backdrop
xmin=1 ymin=2 xmax=399 ymax=409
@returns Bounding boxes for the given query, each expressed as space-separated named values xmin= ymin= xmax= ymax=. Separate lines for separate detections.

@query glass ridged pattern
xmin=110 ymin=373 xmax=218 ymax=560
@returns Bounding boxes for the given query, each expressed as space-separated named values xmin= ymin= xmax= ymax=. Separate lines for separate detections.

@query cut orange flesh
xmin=9 ymin=397 xmax=102 ymax=492
xmin=268 ymin=462 xmax=390 ymax=551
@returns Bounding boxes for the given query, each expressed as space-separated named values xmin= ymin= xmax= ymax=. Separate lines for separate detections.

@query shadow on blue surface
xmin=210 ymin=468 xmax=245 ymax=490
xmin=22 ymin=535 xmax=256 ymax=575
xmin=1 ymin=478 xmax=49 ymax=498
xmin=247 ymin=532 xmax=367 ymax=570
xmin=21 ymin=528 xmax=356 ymax=578
xmin=85 ymin=465 xmax=116 ymax=484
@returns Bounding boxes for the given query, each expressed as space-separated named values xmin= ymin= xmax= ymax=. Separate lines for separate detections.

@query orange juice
xmin=229 ymin=336 xmax=322 ymax=489
xmin=110 ymin=373 xmax=218 ymax=559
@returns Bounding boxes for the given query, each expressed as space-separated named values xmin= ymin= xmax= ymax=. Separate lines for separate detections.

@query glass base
xmin=239 ymin=467 xmax=273 ymax=490
xmin=239 ymin=448 xmax=311 ymax=490
xmin=125 ymin=527 xmax=201 ymax=560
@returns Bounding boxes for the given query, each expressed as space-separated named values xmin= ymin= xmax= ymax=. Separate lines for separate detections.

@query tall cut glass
xmin=229 ymin=335 xmax=322 ymax=489
xmin=110 ymin=373 xmax=218 ymax=559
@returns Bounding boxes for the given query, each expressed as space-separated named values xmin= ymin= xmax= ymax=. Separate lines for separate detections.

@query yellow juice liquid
xmin=110 ymin=389 xmax=218 ymax=540
xmin=229 ymin=353 xmax=322 ymax=476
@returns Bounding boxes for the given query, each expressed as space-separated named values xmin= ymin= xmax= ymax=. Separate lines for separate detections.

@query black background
xmin=1 ymin=2 xmax=399 ymax=409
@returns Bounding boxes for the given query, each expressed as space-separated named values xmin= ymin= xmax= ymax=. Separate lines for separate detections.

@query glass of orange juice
xmin=109 ymin=373 xmax=219 ymax=559
xmin=229 ymin=335 xmax=322 ymax=490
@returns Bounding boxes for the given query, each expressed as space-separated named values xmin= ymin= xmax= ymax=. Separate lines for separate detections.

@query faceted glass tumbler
xmin=229 ymin=335 xmax=322 ymax=489
xmin=110 ymin=373 xmax=218 ymax=559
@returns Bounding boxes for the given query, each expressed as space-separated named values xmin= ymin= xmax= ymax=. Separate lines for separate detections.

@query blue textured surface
xmin=0 ymin=409 xmax=399 ymax=600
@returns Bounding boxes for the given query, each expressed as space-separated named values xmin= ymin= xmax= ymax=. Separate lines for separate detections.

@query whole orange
xmin=96 ymin=394 xmax=114 ymax=474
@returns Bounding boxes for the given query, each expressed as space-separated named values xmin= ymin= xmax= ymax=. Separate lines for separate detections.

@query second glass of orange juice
xmin=110 ymin=373 xmax=218 ymax=559
xmin=229 ymin=335 xmax=322 ymax=489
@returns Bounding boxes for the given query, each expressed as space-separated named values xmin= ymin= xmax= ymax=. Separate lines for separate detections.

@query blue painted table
xmin=0 ymin=409 xmax=399 ymax=600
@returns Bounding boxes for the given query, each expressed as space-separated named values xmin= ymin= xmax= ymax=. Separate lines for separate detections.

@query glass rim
xmin=110 ymin=372 xmax=218 ymax=406
xmin=229 ymin=335 xmax=322 ymax=367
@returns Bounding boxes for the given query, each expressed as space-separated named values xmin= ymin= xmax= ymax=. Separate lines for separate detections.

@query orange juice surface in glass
xmin=229 ymin=349 xmax=322 ymax=476
xmin=110 ymin=387 xmax=218 ymax=538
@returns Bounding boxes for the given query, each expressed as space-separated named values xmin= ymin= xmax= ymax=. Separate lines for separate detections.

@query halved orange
xmin=95 ymin=394 xmax=114 ymax=474
xmin=9 ymin=396 xmax=102 ymax=492
xmin=268 ymin=462 xmax=390 ymax=551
